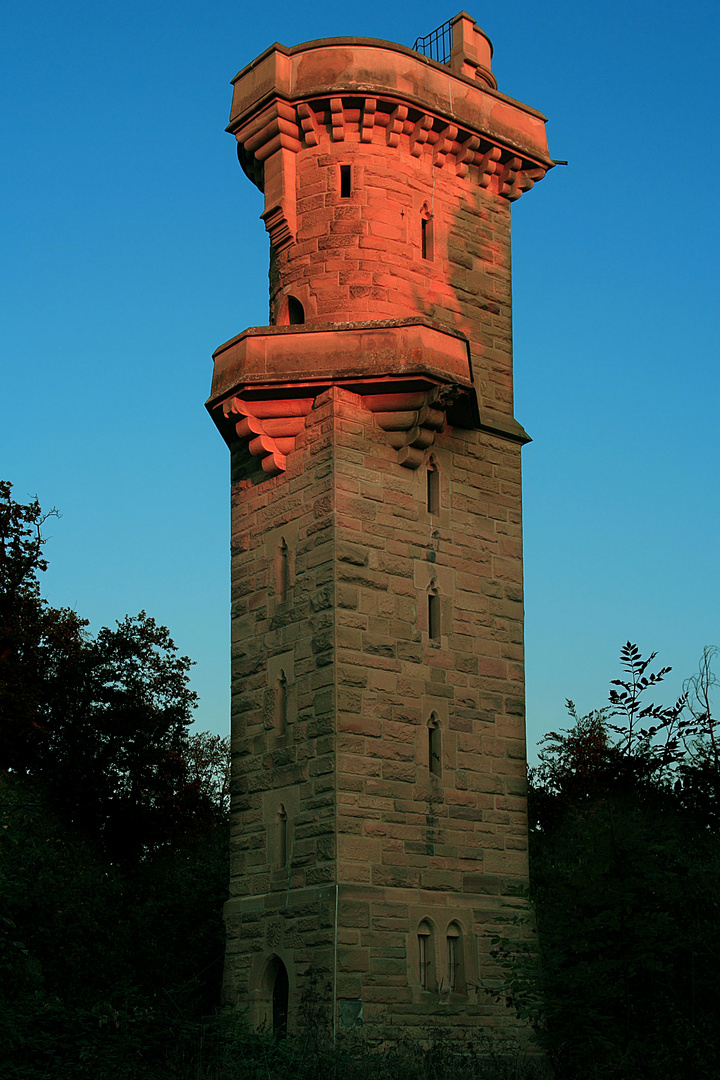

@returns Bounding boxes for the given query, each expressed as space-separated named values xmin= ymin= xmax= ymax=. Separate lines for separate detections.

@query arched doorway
xmin=287 ymin=295 xmax=305 ymax=324
xmin=272 ymin=959 xmax=289 ymax=1036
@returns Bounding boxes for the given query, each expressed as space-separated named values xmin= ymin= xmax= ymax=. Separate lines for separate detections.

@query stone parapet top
xmin=228 ymin=35 xmax=551 ymax=168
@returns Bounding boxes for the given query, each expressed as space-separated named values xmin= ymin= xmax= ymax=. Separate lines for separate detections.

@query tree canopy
xmin=0 ymin=482 xmax=230 ymax=1077
xmin=516 ymin=643 xmax=720 ymax=1080
xmin=0 ymin=481 xmax=231 ymax=859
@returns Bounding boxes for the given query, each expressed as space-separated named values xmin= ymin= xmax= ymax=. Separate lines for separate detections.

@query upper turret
xmin=220 ymin=13 xmax=552 ymax=425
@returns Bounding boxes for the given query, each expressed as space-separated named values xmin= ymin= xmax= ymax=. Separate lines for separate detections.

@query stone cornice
xmin=207 ymin=320 xmax=529 ymax=477
xmin=234 ymin=95 xmax=549 ymax=212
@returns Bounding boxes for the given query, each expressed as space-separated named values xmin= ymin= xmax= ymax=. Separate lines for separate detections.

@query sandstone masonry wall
xmin=215 ymin=19 xmax=551 ymax=1040
xmin=272 ymin=132 xmax=515 ymax=417
xmin=224 ymin=385 xmax=529 ymax=1035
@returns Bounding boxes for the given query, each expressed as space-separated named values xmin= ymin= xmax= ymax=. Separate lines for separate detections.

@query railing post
xmin=449 ymin=11 xmax=495 ymax=86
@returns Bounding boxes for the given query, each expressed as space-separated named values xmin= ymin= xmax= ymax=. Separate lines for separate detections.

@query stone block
xmin=339 ymin=899 xmax=371 ymax=928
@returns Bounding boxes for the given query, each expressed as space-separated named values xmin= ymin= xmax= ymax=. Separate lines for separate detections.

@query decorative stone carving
xmin=234 ymin=98 xmax=547 ymax=207
xmin=266 ymin=921 xmax=283 ymax=949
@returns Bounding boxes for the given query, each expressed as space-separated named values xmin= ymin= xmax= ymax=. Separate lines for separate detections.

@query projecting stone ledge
xmin=206 ymin=318 xmax=529 ymax=476
xmin=207 ymin=318 xmax=472 ymax=400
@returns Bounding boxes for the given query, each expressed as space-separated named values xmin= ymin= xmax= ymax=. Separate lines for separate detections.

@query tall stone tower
xmin=208 ymin=12 xmax=552 ymax=1039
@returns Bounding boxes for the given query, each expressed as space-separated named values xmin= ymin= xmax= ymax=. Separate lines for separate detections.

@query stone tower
xmin=207 ymin=12 xmax=552 ymax=1039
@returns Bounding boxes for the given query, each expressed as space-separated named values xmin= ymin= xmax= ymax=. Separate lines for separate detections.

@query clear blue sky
xmin=2 ymin=0 xmax=718 ymax=757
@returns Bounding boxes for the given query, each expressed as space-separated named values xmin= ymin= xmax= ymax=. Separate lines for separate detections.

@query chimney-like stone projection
xmin=207 ymin=11 xmax=553 ymax=1039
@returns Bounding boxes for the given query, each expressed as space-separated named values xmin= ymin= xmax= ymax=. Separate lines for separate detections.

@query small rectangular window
xmin=340 ymin=165 xmax=351 ymax=198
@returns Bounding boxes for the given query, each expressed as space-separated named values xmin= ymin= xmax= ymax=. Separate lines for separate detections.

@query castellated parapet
xmin=208 ymin=11 xmax=552 ymax=1040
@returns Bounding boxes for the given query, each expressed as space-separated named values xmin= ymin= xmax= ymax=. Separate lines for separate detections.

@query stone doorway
xmin=272 ymin=959 xmax=288 ymax=1036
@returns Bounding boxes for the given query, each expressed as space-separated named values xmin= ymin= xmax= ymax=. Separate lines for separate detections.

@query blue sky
xmin=2 ymin=0 xmax=718 ymax=757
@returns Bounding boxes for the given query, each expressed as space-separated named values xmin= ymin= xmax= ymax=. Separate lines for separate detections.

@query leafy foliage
xmin=514 ymin=644 xmax=720 ymax=1079
xmin=0 ymin=482 xmax=226 ymax=859
xmin=5 ymin=480 xmax=720 ymax=1078
xmin=0 ymin=482 xmax=230 ymax=1077
xmin=196 ymin=1007 xmax=546 ymax=1080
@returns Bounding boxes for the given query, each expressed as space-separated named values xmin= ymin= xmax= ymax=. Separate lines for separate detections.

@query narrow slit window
xmin=421 ymin=212 xmax=434 ymax=260
xmin=428 ymin=592 xmax=441 ymax=641
xmin=427 ymin=460 xmax=439 ymax=514
xmin=340 ymin=164 xmax=352 ymax=198
xmin=274 ymin=670 xmax=287 ymax=736
xmin=429 ymin=717 xmax=442 ymax=777
xmin=277 ymin=805 xmax=288 ymax=868
xmin=276 ymin=539 xmax=289 ymax=603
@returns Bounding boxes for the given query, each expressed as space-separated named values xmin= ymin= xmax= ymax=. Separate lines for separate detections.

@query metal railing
xmin=412 ymin=18 xmax=452 ymax=65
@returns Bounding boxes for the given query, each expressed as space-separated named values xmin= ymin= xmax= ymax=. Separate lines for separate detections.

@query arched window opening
xmin=446 ymin=923 xmax=462 ymax=991
xmin=428 ymin=590 xmax=441 ymax=642
xmin=426 ymin=459 xmax=439 ymax=514
xmin=418 ymin=920 xmax=433 ymax=990
xmin=428 ymin=715 xmax=442 ymax=778
xmin=421 ymin=206 xmax=434 ymax=261
xmin=274 ymin=670 xmax=288 ymax=736
xmin=277 ymin=805 xmax=288 ymax=868
xmin=340 ymin=164 xmax=352 ymax=198
xmin=276 ymin=538 xmax=289 ymax=603
xmin=288 ymin=296 xmax=305 ymax=325
xmin=272 ymin=959 xmax=289 ymax=1037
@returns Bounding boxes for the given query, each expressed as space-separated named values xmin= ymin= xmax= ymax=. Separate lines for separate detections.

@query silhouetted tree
xmin=0 ymin=482 xmax=226 ymax=858
xmin=0 ymin=482 xmax=230 ymax=1076
xmin=523 ymin=644 xmax=720 ymax=1080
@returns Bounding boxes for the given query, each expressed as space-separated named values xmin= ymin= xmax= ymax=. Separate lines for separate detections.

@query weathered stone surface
xmin=213 ymin=11 xmax=549 ymax=1046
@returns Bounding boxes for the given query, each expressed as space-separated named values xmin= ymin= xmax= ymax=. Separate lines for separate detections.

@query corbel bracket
xmin=220 ymin=397 xmax=313 ymax=476
xmin=234 ymin=101 xmax=301 ymax=251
